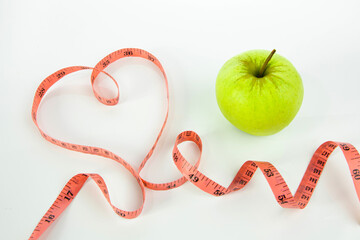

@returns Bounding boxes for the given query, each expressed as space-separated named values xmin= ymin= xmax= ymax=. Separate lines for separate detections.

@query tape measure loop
xmin=90 ymin=68 xmax=120 ymax=106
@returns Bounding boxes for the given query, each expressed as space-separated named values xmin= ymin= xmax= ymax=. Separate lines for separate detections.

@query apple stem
xmin=258 ymin=49 xmax=276 ymax=77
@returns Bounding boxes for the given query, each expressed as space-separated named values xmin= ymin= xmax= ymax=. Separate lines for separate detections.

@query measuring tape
xmin=29 ymin=48 xmax=360 ymax=239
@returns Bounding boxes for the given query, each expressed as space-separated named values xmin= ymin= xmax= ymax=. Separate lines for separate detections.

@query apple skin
xmin=215 ymin=49 xmax=304 ymax=136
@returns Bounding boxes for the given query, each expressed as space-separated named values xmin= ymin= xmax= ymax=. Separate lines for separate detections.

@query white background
xmin=1 ymin=0 xmax=360 ymax=239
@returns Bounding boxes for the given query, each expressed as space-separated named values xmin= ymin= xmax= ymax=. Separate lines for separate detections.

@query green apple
xmin=215 ymin=49 xmax=303 ymax=136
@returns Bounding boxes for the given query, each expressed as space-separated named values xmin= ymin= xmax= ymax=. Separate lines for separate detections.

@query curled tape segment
xmin=29 ymin=48 xmax=360 ymax=239
xmin=173 ymin=132 xmax=360 ymax=207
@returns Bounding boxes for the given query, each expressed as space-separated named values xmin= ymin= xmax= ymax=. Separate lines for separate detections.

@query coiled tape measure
xmin=29 ymin=48 xmax=360 ymax=239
